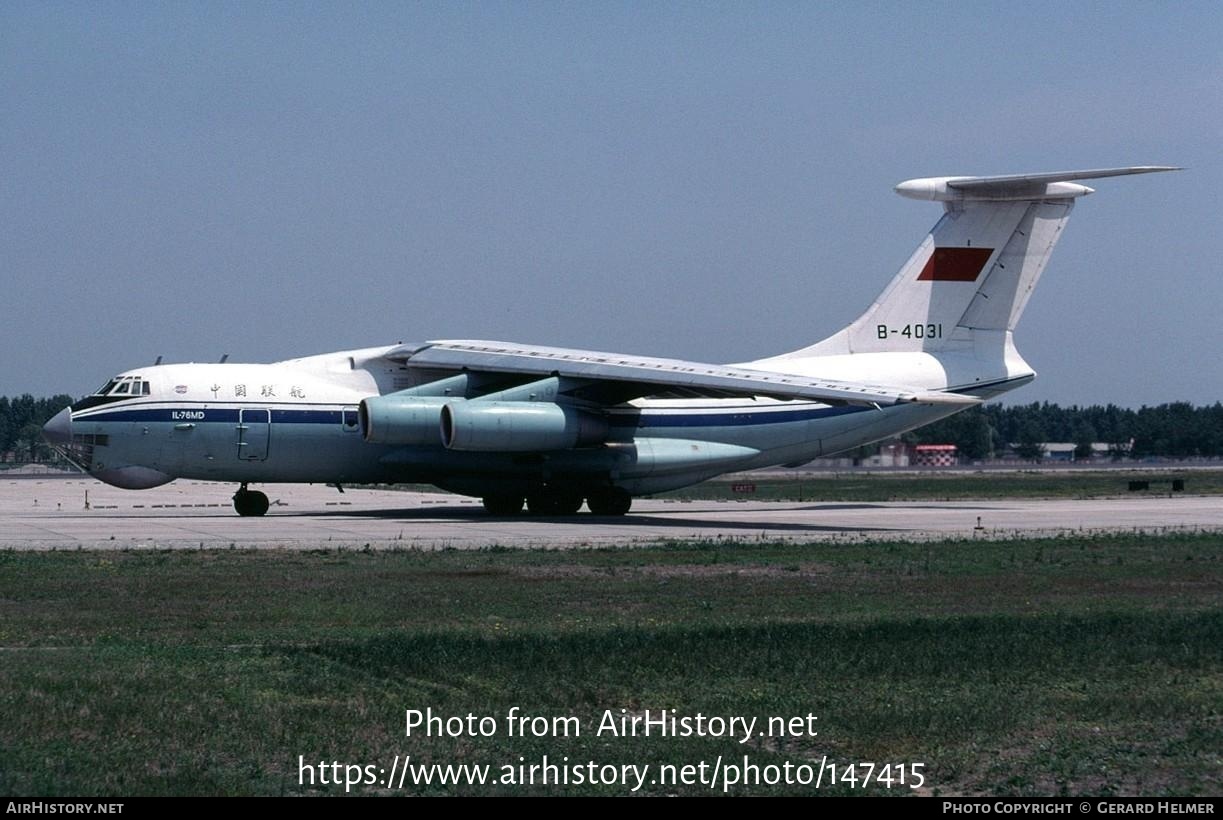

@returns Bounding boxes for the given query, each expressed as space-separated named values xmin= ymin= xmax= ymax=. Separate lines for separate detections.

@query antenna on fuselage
xmin=153 ymin=355 xmax=162 ymax=366
xmin=219 ymin=353 xmax=229 ymax=364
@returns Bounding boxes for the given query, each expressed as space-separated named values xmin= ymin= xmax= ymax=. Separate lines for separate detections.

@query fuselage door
xmin=237 ymin=409 xmax=271 ymax=461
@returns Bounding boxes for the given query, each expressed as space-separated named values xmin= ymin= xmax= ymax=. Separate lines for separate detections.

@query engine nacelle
xmin=441 ymin=401 xmax=608 ymax=452
xmin=359 ymin=395 xmax=450 ymax=445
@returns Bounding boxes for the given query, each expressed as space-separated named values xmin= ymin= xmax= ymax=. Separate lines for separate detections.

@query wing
xmin=384 ymin=340 xmax=978 ymax=407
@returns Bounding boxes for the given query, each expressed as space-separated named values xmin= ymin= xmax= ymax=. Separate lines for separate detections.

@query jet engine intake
xmin=441 ymin=401 xmax=608 ymax=452
xmin=359 ymin=396 xmax=451 ymax=445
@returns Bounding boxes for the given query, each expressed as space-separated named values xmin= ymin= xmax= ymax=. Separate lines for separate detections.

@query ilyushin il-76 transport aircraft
xmin=44 ymin=166 xmax=1176 ymax=517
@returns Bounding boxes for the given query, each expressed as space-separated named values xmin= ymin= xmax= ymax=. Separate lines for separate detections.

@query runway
xmin=4 ymin=475 xmax=1222 ymax=550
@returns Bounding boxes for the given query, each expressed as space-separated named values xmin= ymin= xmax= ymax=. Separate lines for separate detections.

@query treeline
xmin=0 ymin=395 xmax=76 ymax=461
xmin=906 ymin=402 xmax=1223 ymax=460
xmin=3 ymin=395 xmax=1223 ymax=463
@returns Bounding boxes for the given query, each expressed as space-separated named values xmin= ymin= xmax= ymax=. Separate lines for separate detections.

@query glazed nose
xmin=42 ymin=406 xmax=73 ymax=446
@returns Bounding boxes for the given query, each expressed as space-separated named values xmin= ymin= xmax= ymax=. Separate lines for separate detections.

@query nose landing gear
xmin=233 ymin=483 xmax=269 ymax=517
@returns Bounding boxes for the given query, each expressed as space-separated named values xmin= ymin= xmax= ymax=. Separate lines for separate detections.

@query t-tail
xmin=754 ymin=166 xmax=1179 ymax=400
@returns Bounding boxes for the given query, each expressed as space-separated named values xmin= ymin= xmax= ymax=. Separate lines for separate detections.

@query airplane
xmin=43 ymin=166 xmax=1177 ymax=517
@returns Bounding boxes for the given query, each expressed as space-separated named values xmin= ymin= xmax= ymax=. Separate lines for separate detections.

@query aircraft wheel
xmin=233 ymin=489 xmax=269 ymax=517
xmin=482 ymin=495 xmax=524 ymax=516
xmin=586 ymin=488 xmax=632 ymax=516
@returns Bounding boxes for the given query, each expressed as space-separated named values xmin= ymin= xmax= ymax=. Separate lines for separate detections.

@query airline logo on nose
xmin=917 ymin=247 xmax=994 ymax=282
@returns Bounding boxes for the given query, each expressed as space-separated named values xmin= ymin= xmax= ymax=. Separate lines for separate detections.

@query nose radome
xmin=42 ymin=406 xmax=73 ymax=446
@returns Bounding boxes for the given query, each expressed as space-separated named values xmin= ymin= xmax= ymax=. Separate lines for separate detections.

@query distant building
xmin=913 ymin=444 xmax=958 ymax=467
xmin=1044 ymin=442 xmax=1077 ymax=461
xmin=875 ymin=441 xmax=910 ymax=467
xmin=1011 ymin=442 xmax=1114 ymax=462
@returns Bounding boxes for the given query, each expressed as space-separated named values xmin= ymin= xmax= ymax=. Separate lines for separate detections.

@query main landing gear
xmin=479 ymin=487 xmax=632 ymax=517
xmin=233 ymin=483 xmax=269 ymax=517
xmin=585 ymin=487 xmax=632 ymax=516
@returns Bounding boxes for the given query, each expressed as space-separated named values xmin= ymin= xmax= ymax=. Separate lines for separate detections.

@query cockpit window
xmin=95 ymin=376 xmax=150 ymax=397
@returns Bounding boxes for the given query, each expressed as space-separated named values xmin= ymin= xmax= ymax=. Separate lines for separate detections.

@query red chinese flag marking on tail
xmin=916 ymin=247 xmax=994 ymax=282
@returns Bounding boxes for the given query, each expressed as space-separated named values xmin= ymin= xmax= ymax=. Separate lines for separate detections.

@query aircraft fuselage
xmin=49 ymin=346 xmax=974 ymax=499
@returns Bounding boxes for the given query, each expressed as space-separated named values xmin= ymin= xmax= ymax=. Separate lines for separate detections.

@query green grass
xmin=1 ymin=534 xmax=1220 ymax=796
xmin=659 ymin=469 xmax=1223 ymax=502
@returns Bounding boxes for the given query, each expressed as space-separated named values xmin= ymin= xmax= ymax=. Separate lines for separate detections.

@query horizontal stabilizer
xmin=896 ymin=166 xmax=1180 ymax=202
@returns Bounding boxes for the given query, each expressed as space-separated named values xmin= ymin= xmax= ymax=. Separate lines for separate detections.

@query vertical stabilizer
xmin=810 ymin=198 xmax=1074 ymax=356
xmin=787 ymin=166 xmax=1178 ymax=361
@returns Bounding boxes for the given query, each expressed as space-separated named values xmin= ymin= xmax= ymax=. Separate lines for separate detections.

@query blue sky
xmin=2 ymin=2 xmax=1218 ymax=406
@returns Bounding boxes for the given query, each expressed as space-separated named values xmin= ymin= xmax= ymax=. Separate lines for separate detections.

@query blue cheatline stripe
xmin=72 ymin=377 xmax=1023 ymax=428
xmin=78 ymin=402 xmax=869 ymax=429
xmin=75 ymin=405 xmax=347 ymax=425
xmin=615 ymin=404 xmax=866 ymax=428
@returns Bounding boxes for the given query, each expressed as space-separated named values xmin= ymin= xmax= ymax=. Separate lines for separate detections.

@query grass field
xmin=1 ymin=533 xmax=1219 ymax=796
xmin=659 ymin=468 xmax=1223 ymax=503
xmin=375 ymin=467 xmax=1223 ymax=503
